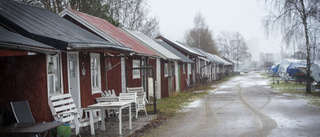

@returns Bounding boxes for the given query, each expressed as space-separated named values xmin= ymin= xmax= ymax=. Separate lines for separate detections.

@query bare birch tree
xmin=184 ymin=12 xmax=219 ymax=55
xmin=217 ymin=31 xmax=232 ymax=59
xmin=217 ymin=31 xmax=251 ymax=69
xmin=229 ymin=32 xmax=251 ymax=70
xmin=263 ymin=0 xmax=320 ymax=93
xmin=113 ymin=0 xmax=160 ymax=38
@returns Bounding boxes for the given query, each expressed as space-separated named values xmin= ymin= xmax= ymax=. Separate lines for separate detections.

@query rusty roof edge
xmin=59 ymin=9 xmax=124 ymax=46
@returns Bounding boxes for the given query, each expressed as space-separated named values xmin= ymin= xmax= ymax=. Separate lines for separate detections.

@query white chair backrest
xmin=100 ymin=91 xmax=106 ymax=97
xmin=127 ymin=87 xmax=147 ymax=104
xmin=108 ymin=90 xmax=112 ymax=96
xmin=126 ymin=87 xmax=148 ymax=118
xmin=48 ymin=94 xmax=78 ymax=123
xmin=112 ymin=89 xmax=116 ymax=97
xmin=104 ymin=90 xmax=110 ymax=97
xmin=119 ymin=92 xmax=137 ymax=103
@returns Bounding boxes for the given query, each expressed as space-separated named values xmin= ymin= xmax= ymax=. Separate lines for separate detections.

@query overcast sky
xmin=149 ymin=0 xmax=281 ymax=54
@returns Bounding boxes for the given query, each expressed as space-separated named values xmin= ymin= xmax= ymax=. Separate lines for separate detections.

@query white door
xmin=68 ymin=53 xmax=80 ymax=108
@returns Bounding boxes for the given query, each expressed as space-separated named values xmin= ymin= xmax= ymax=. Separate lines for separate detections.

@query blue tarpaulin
xmin=287 ymin=62 xmax=307 ymax=76
xmin=272 ymin=65 xmax=279 ymax=74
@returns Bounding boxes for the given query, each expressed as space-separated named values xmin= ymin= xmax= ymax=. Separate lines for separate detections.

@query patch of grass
xmin=271 ymin=81 xmax=306 ymax=93
xmin=146 ymin=88 xmax=210 ymax=117
xmin=261 ymin=74 xmax=320 ymax=108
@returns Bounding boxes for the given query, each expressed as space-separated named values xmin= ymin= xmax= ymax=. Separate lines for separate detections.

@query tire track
xmin=259 ymin=93 xmax=271 ymax=110
xmin=184 ymin=95 xmax=218 ymax=136
xmin=237 ymin=83 xmax=277 ymax=137
xmin=185 ymin=91 xmax=236 ymax=136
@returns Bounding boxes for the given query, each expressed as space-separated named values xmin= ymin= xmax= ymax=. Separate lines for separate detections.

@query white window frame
xmin=164 ymin=63 xmax=168 ymax=77
xmin=47 ymin=54 xmax=63 ymax=96
xmin=133 ymin=59 xmax=140 ymax=79
xmin=90 ymin=53 xmax=101 ymax=94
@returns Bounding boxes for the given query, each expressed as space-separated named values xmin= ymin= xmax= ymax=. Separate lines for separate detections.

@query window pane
xmin=54 ymin=56 xmax=60 ymax=93
xmin=91 ymin=58 xmax=94 ymax=86
xmin=91 ymin=53 xmax=101 ymax=92
xmin=95 ymin=59 xmax=99 ymax=87
xmin=133 ymin=60 xmax=140 ymax=79
xmin=48 ymin=55 xmax=61 ymax=95
xmin=49 ymin=74 xmax=54 ymax=93
xmin=164 ymin=63 xmax=168 ymax=77
xmin=69 ymin=60 xmax=75 ymax=77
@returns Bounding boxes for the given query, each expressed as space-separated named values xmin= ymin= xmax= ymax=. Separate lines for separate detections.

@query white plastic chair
xmin=126 ymin=87 xmax=148 ymax=118
xmin=119 ymin=92 xmax=137 ymax=118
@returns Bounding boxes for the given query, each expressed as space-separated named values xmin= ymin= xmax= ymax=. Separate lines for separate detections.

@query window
xmin=133 ymin=60 xmax=140 ymax=79
xmin=91 ymin=53 xmax=101 ymax=94
xmin=164 ymin=63 xmax=168 ymax=77
xmin=47 ymin=54 xmax=62 ymax=95
xmin=183 ymin=64 xmax=186 ymax=74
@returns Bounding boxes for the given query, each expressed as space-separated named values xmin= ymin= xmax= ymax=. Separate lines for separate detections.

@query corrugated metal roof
xmin=156 ymin=36 xmax=203 ymax=57
xmin=192 ymin=48 xmax=220 ymax=63
xmin=61 ymin=9 xmax=157 ymax=57
xmin=121 ymin=28 xmax=180 ymax=60
xmin=0 ymin=26 xmax=59 ymax=54
xmin=221 ymin=57 xmax=234 ymax=65
xmin=212 ymin=54 xmax=233 ymax=65
xmin=155 ymin=39 xmax=193 ymax=63
xmin=0 ymin=1 xmax=131 ymax=52
xmin=174 ymin=41 xmax=204 ymax=56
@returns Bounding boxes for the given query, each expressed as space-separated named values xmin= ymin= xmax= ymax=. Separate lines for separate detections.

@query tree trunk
xmin=300 ymin=0 xmax=312 ymax=93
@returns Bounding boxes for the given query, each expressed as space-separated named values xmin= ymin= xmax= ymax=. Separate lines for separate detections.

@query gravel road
xmin=144 ymin=73 xmax=320 ymax=137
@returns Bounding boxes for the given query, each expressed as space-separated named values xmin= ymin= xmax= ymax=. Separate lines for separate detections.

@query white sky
xmin=149 ymin=0 xmax=281 ymax=54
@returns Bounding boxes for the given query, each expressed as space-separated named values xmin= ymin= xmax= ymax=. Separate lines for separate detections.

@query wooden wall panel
xmin=106 ymin=56 xmax=122 ymax=95
xmin=0 ymin=49 xmax=28 ymax=57
xmin=0 ymin=54 xmax=50 ymax=122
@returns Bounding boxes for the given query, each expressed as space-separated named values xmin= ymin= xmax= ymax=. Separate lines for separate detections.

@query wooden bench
xmin=48 ymin=94 xmax=101 ymax=135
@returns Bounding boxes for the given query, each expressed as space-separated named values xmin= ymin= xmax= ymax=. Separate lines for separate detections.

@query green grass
xmin=261 ymin=74 xmax=320 ymax=108
xmin=271 ymin=81 xmax=306 ymax=93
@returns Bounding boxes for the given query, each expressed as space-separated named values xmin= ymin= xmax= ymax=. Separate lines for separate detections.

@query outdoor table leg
xmin=101 ymin=109 xmax=106 ymax=130
xmin=129 ymin=105 xmax=132 ymax=129
xmin=89 ymin=109 xmax=95 ymax=135
xmin=119 ymin=108 xmax=122 ymax=135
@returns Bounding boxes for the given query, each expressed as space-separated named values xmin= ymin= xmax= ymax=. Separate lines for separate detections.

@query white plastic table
xmin=88 ymin=102 xmax=131 ymax=135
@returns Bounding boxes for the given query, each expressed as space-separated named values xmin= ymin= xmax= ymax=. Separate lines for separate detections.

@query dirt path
xmin=144 ymin=73 xmax=320 ymax=137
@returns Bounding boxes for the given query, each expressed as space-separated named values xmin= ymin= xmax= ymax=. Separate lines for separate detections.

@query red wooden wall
xmin=78 ymin=52 xmax=105 ymax=107
xmin=160 ymin=59 xmax=169 ymax=98
xmin=106 ymin=55 xmax=122 ymax=95
xmin=0 ymin=54 xmax=51 ymax=122
xmin=0 ymin=49 xmax=28 ymax=57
